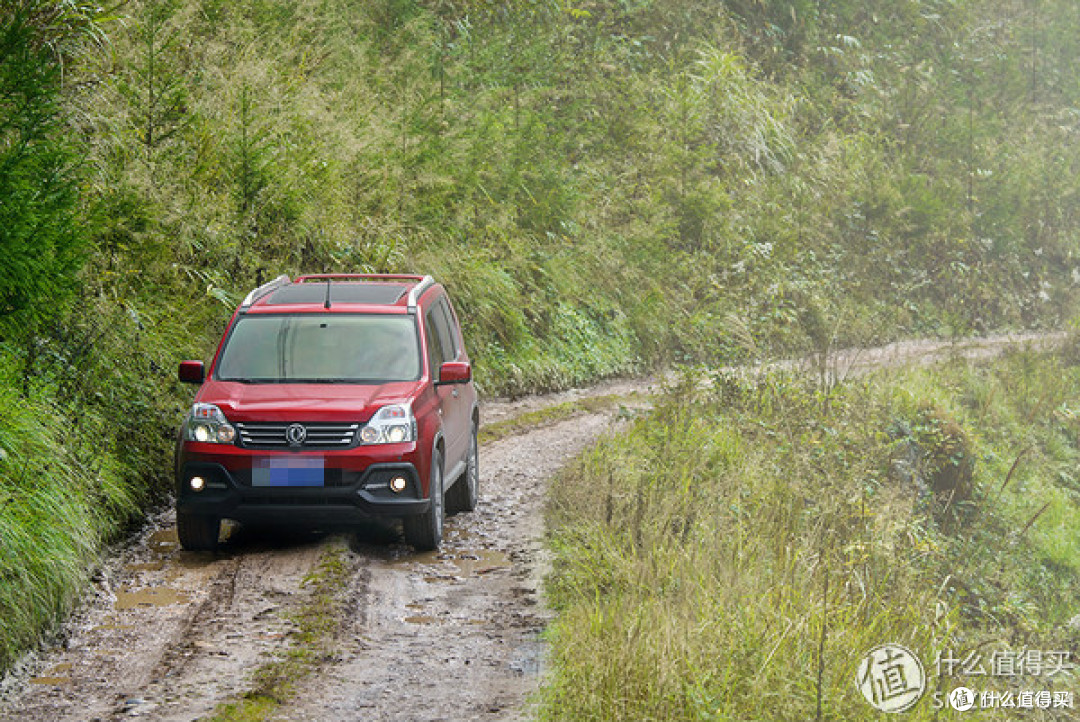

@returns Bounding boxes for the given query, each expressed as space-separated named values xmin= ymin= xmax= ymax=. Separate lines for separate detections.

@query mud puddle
xmin=0 ymin=513 xmax=330 ymax=722
xmin=113 ymin=587 xmax=191 ymax=610
xmin=28 ymin=664 xmax=72 ymax=687
xmin=392 ymin=548 xmax=511 ymax=579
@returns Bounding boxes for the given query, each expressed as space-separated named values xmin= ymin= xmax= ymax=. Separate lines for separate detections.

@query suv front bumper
xmin=176 ymin=459 xmax=429 ymax=527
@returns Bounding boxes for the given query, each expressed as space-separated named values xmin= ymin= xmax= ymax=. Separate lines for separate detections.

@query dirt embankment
xmin=0 ymin=332 xmax=1064 ymax=721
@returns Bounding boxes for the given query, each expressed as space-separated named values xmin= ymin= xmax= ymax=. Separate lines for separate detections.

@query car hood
xmin=194 ymin=379 xmax=422 ymax=423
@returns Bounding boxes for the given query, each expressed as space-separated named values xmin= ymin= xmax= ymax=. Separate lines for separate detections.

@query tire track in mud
xmin=140 ymin=538 xmax=330 ymax=722
xmin=280 ymin=413 xmax=616 ymax=721
xmin=0 ymin=526 xmax=343 ymax=721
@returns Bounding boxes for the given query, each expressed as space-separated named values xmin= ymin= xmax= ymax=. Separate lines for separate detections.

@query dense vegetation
xmin=2 ymin=0 xmax=1079 ymax=672
xmin=543 ymin=347 xmax=1080 ymax=719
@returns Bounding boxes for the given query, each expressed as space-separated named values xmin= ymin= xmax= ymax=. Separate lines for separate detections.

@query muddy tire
xmin=446 ymin=423 xmax=479 ymax=515
xmin=404 ymin=450 xmax=444 ymax=551
xmin=177 ymin=512 xmax=220 ymax=551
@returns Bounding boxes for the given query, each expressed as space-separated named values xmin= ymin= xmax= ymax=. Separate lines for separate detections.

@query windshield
xmin=215 ymin=314 xmax=421 ymax=383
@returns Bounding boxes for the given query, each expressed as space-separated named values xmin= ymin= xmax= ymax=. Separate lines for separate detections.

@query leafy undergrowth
xmin=542 ymin=346 xmax=1080 ymax=720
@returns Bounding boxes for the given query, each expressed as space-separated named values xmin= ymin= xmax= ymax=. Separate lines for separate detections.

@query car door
xmin=425 ymin=298 xmax=468 ymax=473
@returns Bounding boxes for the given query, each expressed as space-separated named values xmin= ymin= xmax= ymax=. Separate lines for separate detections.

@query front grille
xmin=235 ymin=422 xmax=359 ymax=449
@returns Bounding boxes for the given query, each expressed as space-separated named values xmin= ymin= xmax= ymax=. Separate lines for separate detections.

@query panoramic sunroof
xmin=265 ymin=283 xmax=408 ymax=306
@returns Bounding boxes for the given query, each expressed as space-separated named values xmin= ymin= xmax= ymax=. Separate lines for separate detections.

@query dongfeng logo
xmin=286 ymin=423 xmax=308 ymax=446
xmin=857 ymin=644 xmax=926 ymax=713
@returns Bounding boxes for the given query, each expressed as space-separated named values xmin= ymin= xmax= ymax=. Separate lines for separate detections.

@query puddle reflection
xmin=390 ymin=548 xmax=511 ymax=578
xmin=29 ymin=663 xmax=72 ymax=686
xmin=114 ymin=586 xmax=190 ymax=609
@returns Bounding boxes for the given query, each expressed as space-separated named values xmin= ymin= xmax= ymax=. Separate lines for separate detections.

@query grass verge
xmin=541 ymin=347 xmax=1080 ymax=720
xmin=479 ymin=394 xmax=640 ymax=445
xmin=0 ymin=390 xmax=145 ymax=671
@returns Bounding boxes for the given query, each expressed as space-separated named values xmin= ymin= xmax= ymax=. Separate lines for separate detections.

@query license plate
xmin=252 ymin=457 xmax=325 ymax=487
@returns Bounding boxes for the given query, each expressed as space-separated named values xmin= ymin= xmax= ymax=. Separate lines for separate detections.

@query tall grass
xmin=0 ymin=288 xmax=193 ymax=670
xmin=0 ymin=386 xmax=143 ymax=669
xmin=543 ymin=350 xmax=1080 ymax=720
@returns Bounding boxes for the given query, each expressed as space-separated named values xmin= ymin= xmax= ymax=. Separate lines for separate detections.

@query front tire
xmin=177 ymin=512 xmax=220 ymax=551
xmin=404 ymin=450 xmax=444 ymax=551
xmin=446 ymin=423 xmax=479 ymax=514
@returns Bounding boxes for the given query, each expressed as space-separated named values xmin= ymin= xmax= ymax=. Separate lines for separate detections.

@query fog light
xmin=389 ymin=476 xmax=407 ymax=493
xmin=190 ymin=476 xmax=206 ymax=492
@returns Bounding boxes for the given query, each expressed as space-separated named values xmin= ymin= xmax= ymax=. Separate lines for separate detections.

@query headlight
xmin=183 ymin=403 xmax=237 ymax=445
xmin=360 ymin=404 xmax=416 ymax=444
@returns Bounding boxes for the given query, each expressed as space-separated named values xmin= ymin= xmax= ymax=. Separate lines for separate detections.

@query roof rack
xmin=293 ymin=273 xmax=436 ymax=311
xmin=294 ymin=273 xmax=426 ymax=283
xmin=406 ymin=276 xmax=435 ymax=310
xmin=240 ymin=274 xmax=291 ymax=309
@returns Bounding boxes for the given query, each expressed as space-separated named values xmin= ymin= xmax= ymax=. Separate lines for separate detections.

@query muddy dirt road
xmin=0 ymin=332 xmax=1064 ymax=721
xmin=0 ymin=407 xmax=629 ymax=722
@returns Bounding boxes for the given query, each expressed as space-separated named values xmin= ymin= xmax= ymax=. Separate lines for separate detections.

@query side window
xmin=424 ymin=309 xmax=445 ymax=375
xmin=434 ymin=298 xmax=458 ymax=361
xmin=443 ymin=300 xmax=464 ymax=356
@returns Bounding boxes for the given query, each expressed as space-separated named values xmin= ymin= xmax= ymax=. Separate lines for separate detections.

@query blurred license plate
xmin=252 ymin=457 xmax=325 ymax=487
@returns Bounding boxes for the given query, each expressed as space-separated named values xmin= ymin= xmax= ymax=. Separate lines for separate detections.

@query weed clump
xmin=888 ymin=402 xmax=978 ymax=531
xmin=915 ymin=403 xmax=976 ymax=500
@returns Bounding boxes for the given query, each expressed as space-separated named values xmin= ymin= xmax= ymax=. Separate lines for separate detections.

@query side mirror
xmin=437 ymin=361 xmax=471 ymax=385
xmin=178 ymin=360 xmax=206 ymax=384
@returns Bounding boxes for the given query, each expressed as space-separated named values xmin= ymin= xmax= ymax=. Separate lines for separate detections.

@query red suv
xmin=174 ymin=274 xmax=479 ymax=551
